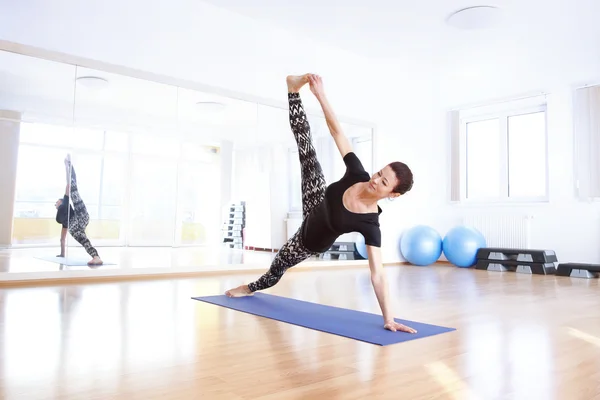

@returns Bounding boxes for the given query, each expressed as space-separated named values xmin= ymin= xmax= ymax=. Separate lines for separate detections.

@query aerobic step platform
xmin=475 ymin=259 xmax=556 ymax=275
xmin=556 ymin=263 xmax=600 ymax=279
xmin=475 ymin=247 xmax=558 ymax=275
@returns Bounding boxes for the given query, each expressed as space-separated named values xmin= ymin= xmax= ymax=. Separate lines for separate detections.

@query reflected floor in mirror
xmin=0 ymin=246 xmax=358 ymax=283
xmin=1 ymin=265 xmax=599 ymax=399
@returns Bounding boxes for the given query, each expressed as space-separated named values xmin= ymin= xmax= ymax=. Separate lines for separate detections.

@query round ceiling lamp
xmin=76 ymin=76 xmax=109 ymax=90
xmin=446 ymin=6 xmax=502 ymax=30
xmin=195 ymin=101 xmax=226 ymax=112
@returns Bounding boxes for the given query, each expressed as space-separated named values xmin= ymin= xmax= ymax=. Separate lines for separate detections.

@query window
xmin=454 ymin=99 xmax=548 ymax=203
xmin=573 ymin=84 xmax=600 ymax=200
xmin=13 ymin=122 xmax=221 ymax=247
xmin=465 ymin=118 xmax=502 ymax=199
xmin=128 ymin=156 xmax=178 ymax=246
xmin=13 ymin=124 xmax=127 ymax=246
xmin=12 ymin=145 xmax=71 ymax=245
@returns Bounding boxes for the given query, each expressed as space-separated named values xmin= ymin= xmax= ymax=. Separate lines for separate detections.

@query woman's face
xmin=368 ymin=165 xmax=400 ymax=199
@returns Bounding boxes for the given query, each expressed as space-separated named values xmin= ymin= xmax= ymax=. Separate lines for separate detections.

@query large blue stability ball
xmin=400 ymin=225 xmax=443 ymax=266
xmin=355 ymin=234 xmax=368 ymax=259
xmin=442 ymin=226 xmax=486 ymax=268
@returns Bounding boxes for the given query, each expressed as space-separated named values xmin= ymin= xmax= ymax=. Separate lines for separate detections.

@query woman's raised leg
xmin=65 ymin=156 xmax=102 ymax=265
xmin=286 ymin=75 xmax=327 ymax=219
xmin=223 ymin=76 xmax=324 ymax=297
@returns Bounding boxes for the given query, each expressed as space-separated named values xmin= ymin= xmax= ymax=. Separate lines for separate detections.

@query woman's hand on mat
xmin=384 ymin=321 xmax=417 ymax=334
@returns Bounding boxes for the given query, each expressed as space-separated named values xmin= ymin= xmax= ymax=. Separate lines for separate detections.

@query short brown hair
xmin=389 ymin=162 xmax=413 ymax=194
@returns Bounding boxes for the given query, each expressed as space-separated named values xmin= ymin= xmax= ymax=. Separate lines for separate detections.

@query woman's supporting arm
xmin=366 ymin=245 xmax=417 ymax=333
xmin=59 ymin=227 xmax=67 ymax=257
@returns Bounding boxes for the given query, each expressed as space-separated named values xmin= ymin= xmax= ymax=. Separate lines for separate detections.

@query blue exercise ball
xmin=355 ymin=234 xmax=368 ymax=259
xmin=442 ymin=226 xmax=486 ymax=268
xmin=399 ymin=225 xmax=443 ymax=266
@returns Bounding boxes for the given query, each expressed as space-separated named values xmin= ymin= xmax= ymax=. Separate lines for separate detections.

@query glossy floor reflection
xmin=0 ymin=246 xmax=279 ymax=273
xmin=1 ymin=265 xmax=599 ymax=399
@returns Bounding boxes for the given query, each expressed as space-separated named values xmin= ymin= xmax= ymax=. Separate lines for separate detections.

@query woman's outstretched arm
xmin=308 ymin=74 xmax=352 ymax=158
xmin=366 ymin=245 xmax=417 ymax=333
xmin=64 ymin=154 xmax=71 ymax=195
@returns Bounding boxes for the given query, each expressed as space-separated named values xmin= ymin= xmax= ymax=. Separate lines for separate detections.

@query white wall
xmin=8 ymin=0 xmax=597 ymax=266
xmin=349 ymin=32 xmax=600 ymax=266
xmin=424 ymin=87 xmax=600 ymax=264
xmin=409 ymin=30 xmax=600 ymax=264
xmin=367 ymin=62 xmax=443 ymax=263
xmin=268 ymin=144 xmax=289 ymax=249
xmin=0 ymin=112 xmax=21 ymax=247
xmin=0 ymin=0 xmax=377 ymax=122
xmin=0 ymin=0 xmax=428 ymax=260
xmin=231 ymin=144 xmax=290 ymax=250
xmin=231 ymin=147 xmax=266 ymax=248
xmin=218 ymin=139 xmax=233 ymax=223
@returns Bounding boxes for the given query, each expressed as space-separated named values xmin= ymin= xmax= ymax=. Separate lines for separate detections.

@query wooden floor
xmin=1 ymin=264 xmax=599 ymax=399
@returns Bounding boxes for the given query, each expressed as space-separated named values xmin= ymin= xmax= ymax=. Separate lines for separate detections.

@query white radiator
xmin=462 ymin=214 xmax=532 ymax=248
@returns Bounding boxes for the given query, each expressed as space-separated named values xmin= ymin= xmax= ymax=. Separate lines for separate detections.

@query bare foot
xmin=225 ymin=284 xmax=254 ymax=298
xmin=88 ymin=256 xmax=103 ymax=266
xmin=64 ymin=154 xmax=72 ymax=171
xmin=286 ymin=74 xmax=309 ymax=93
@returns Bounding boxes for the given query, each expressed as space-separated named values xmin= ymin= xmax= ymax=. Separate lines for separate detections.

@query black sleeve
xmin=55 ymin=195 xmax=70 ymax=228
xmin=361 ymin=223 xmax=382 ymax=247
xmin=56 ymin=207 xmax=66 ymax=227
xmin=343 ymin=152 xmax=367 ymax=175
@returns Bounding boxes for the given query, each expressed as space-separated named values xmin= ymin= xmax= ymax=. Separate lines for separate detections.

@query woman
xmin=55 ymin=154 xmax=103 ymax=266
xmin=225 ymin=74 xmax=416 ymax=334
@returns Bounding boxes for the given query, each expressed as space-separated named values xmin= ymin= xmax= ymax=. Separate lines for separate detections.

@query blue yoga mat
xmin=192 ymin=293 xmax=455 ymax=346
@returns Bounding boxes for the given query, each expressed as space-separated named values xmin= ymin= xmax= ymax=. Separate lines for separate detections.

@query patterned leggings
xmin=247 ymin=92 xmax=327 ymax=292
xmin=67 ymin=165 xmax=99 ymax=258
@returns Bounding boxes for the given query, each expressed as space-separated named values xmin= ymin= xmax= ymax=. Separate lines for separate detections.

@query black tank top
xmin=301 ymin=152 xmax=382 ymax=253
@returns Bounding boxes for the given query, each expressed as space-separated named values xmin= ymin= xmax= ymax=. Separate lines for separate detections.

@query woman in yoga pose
xmin=225 ymin=74 xmax=416 ymax=333
xmin=55 ymin=154 xmax=103 ymax=266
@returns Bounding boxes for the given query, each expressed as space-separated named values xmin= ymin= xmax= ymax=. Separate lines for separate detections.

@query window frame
xmin=457 ymin=103 xmax=549 ymax=204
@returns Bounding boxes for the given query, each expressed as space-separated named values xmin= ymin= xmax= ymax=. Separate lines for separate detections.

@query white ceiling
xmin=1 ymin=0 xmax=597 ymax=147
xmin=199 ymin=0 xmax=600 ymax=62
xmin=200 ymin=0 xmax=600 ymax=104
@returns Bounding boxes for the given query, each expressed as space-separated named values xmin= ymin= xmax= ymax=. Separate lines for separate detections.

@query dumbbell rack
xmin=222 ymin=201 xmax=245 ymax=249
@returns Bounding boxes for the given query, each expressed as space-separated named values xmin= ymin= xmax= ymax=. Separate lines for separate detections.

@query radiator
xmin=462 ymin=214 xmax=532 ymax=248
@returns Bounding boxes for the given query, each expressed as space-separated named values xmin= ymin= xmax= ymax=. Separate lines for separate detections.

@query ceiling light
xmin=446 ymin=6 xmax=502 ymax=30
xmin=76 ymin=76 xmax=109 ymax=90
xmin=195 ymin=101 xmax=226 ymax=112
